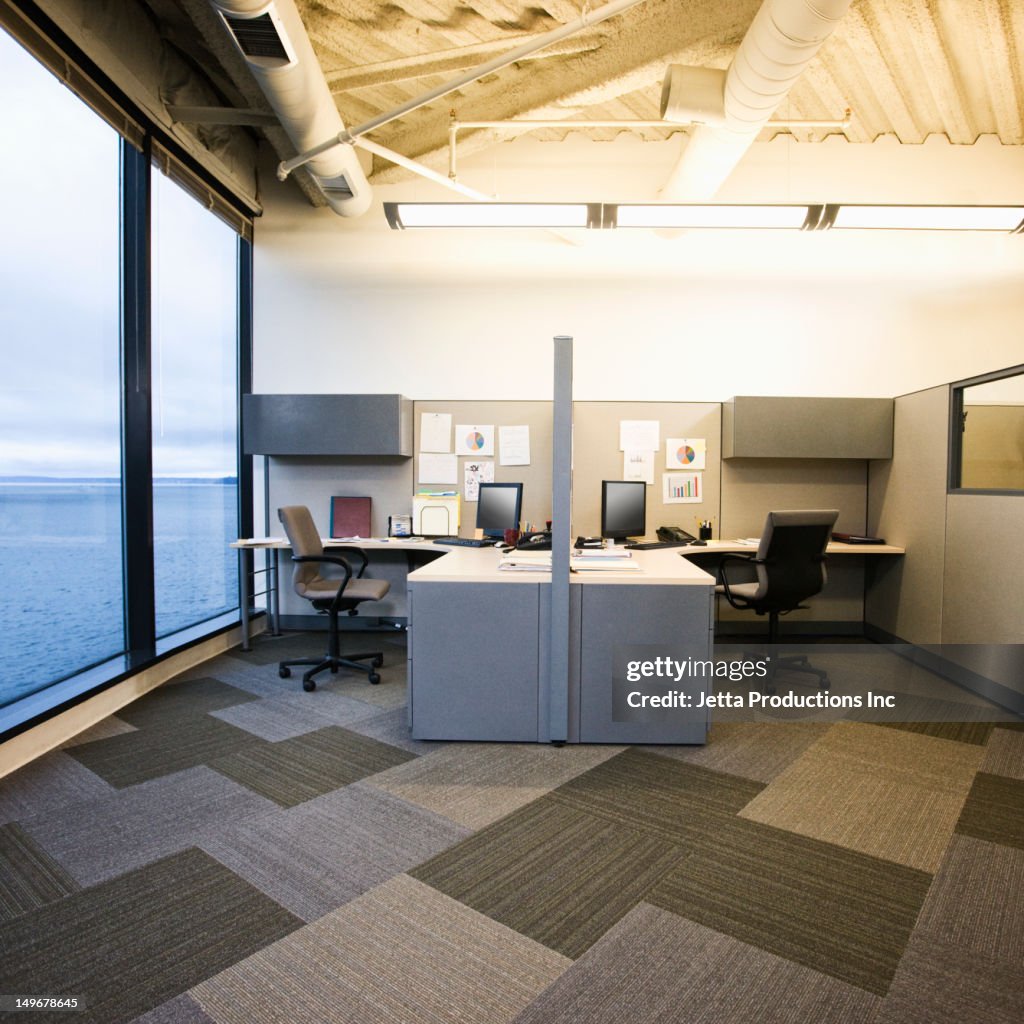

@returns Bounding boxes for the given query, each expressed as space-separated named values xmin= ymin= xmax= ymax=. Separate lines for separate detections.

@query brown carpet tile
xmin=66 ymin=714 xmax=270 ymax=789
xmin=192 ymin=874 xmax=570 ymax=1024
xmin=513 ymin=902 xmax=881 ymax=1024
xmin=646 ymin=813 xmax=932 ymax=995
xmin=210 ymin=725 xmax=415 ymax=808
xmin=546 ymin=747 xmax=765 ymax=846
xmin=115 ymin=677 xmax=259 ymax=728
xmin=873 ymin=931 xmax=1024 ymax=1024
xmin=955 ymin=772 xmax=1024 ymax=850
xmin=915 ymin=835 xmax=1024 ymax=964
xmin=411 ymin=795 xmax=683 ymax=959
xmin=981 ymin=727 xmax=1024 ymax=780
xmin=0 ymin=822 xmax=79 ymax=923
xmin=0 ymin=848 xmax=301 ymax=1024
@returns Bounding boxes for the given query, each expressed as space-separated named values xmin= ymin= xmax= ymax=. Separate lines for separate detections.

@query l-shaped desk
xmin=232 ymin=536 xmax=904 ymax=744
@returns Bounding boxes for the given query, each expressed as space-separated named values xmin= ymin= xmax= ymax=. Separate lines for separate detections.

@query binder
xmin=330 ymin=496 xmax=372 ymax=538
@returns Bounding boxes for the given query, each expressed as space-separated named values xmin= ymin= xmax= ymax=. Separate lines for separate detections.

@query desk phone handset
xmin=657 ymin=525 xmax=697 ymax=544
xmin=517 ymin=531 xmax=552 ymax=551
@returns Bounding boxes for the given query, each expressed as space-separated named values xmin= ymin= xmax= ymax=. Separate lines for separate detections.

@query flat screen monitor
xmin=601 ymin=480 xmax=646 ymax=541
xmin=476 ymin=482 xmax=523 ymax=538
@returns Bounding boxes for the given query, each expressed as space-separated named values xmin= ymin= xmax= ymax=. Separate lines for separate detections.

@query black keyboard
xmin=624 ymin=540 xmax=695 ymax=550
xmin=433 ymin=537 xmax=493 ymax=547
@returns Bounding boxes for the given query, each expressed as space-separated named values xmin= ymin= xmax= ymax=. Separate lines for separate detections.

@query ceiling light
xmin=829 ymin=205 xmax=1024 ymax=232
xmin=609 ymin=204 xmax=821 ymax=230
xmin=384 ymin=202 xmax=600 ymax=229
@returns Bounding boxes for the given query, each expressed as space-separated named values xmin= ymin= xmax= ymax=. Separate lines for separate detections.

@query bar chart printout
xmin=663 ymin=472 xmax=702 ymax=504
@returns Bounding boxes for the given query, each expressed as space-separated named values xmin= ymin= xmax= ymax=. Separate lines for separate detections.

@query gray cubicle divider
xmin=571 ymin=401 xmax=723 ymax=540
xmin=413 ymin=399 xmax=555 ymax=535
xmin=549 ymin=336 xmax=573 ymax=744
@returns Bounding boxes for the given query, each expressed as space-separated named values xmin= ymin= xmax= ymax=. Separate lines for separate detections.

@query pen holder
xmin=699 ymin=525 xmax=713 ymax=541
xmin=504 ymin=528 xmax=521 ymax=547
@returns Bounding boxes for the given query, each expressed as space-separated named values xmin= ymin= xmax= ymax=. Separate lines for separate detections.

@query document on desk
xmin=570 ymin=557 xmax=642 ymax=572
xmin=499 ymin=552 xmax=552 ymax=571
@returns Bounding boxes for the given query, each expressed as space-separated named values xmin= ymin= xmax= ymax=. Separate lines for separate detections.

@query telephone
xmin=657 ymin=525 xmax=696 ymax=544
xmin=517 ymin=531 xmax=552 ymax=551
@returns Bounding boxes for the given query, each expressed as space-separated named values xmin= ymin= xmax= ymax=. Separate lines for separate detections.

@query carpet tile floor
xmin=0 ymin=632 xmax=1021 ymax=1023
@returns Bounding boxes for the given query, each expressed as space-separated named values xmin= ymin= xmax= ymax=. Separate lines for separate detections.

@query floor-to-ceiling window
xmin=0 ymin=17 xmax=251 ymax=736
xmin=0 ymin=28 xmax=124 ymax=706
xmin=151 ymin=171 xmax=240 ymax=639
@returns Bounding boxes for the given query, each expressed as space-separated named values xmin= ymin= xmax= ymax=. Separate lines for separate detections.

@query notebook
xmin=330 ymin=496 xmax=372 ymax=539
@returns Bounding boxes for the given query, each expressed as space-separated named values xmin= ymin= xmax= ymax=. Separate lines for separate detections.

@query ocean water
xmin=0 ymin=481 xmax=238 ymax=709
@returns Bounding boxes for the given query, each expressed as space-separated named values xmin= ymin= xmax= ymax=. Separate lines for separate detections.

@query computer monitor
xmin=601 ymin=480 xmax=646 ymax=542
xmin=476 ymin=482 xmax=523 ymax=538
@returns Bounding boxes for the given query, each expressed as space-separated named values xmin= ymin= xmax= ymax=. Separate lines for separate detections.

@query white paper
xmin=663 ymin=472 xmax=703 ymax=504
xmin=463 ymin=460 xmax=494 ymax=502
xmin=620 ymin=419 xmax=660 ymax=452
xmin=666 ymin=437 xmax=706 ymax=470
xmin=418 ymin=452 xmax=458 ymax=485
xmin=623 ymin=449 xmax=655 ymax=485
xmin=420 ymin=412 xmax=452 ymax=453
xmin=455 ymin=424 xmax=495 ymax=456
xmin=499 ymin=425 xmax=531 ymax=466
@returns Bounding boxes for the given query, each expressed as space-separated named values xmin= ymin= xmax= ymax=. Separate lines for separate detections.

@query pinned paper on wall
xmin=499 ymin=425 xmax=531 ymax=466
xmin=623 ymin=449 xmax=655 ymax=485
xmin=663 ymin=472 xmax=702 ymax=504
xmin=666 ymin=437 xmax=706 ymax=470
xmin=619 ymin=420 xmax=660 ymax=452
xmin=455 ymin=424 xmax=495 ymax=456
xmin=464 ymin=461 xmax=495 ymax=502
xmin=418 ymin=452 xmax=458 ymax=485
xmin=421 ymin=412 xmax=452 ymax=453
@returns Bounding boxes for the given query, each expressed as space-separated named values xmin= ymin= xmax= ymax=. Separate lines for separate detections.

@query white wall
xmin=254 ymin=134 xmax=1024 ymax=400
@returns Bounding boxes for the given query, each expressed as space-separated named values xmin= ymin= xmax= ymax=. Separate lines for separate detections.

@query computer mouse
xmin=689 ymin=539 xmax=707 ymax=546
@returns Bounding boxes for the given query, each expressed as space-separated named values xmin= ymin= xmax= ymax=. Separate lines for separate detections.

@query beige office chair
xmin=716 ymin=509 xmax=839 ymax=690
xmin=276 ymin=505 xmax=390 ymax=691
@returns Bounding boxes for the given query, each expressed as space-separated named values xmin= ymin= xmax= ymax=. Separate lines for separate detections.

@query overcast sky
xmin=0 ymin=30 xmax=238 ymax=479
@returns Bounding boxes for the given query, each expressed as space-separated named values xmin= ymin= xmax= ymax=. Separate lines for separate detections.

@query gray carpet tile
xmin=200 ymin=782 xmax=470 ymax=922
xmin=955 ymin=771 xmax=1024 ymax=850
xmin=116 ymin=677 xmax=259 ymax=728
xmin=210 ymin=691 xmax=382 ymax=742
xmin=646 ymin=722 xmax=830 ymax=784
xmin=914 ymin=834 xmax=1024 ymax=963
xmin=340 ymin=706 xmax=447 ymax=755
xmin=0 ymin=750 xmax=116 ymax=824
xmin=60 ymin=715 xmax=137 ymax=748
xmin=411 ymin=795 xmax=684 ymax=959
xmin=547 ymin=748 xmax=765 ymax=847
xmin=21 ymin=766 xmax=279 ymax=887
xmin=512 ymin=902 xmax=881 ymax=1024
xmin=369 ymin=742 xmax=624 ymax=829
xmin=65 ymin=713 xmax=271 ymax=789
xmin=981 ymin=727 xmax=1024 ymax=780
xmin=0 ymin=822 xmax=80 ymax=923
xmin=0 ymin=848 xmax=301 ymax=1024
xmin=210 ymin=725 xmax=415 ymax=808
xmin=646 ymin=814 xmax=933 ymax=996
xmin=192 ymin=873 xmax=570 ymax=1024
xmin=129 ymin=993 xmax=215 ymax=1024
xmin=873 ymin=930 xmax=1024 ymax=1024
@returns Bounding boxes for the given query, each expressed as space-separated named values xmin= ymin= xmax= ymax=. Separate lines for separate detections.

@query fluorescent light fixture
xmin=611 ymin=204 xmax=819 ymax=229
xmin=384 ymin=202 xmax=599 ymax=229
xmin=830 ymin=205 xmax=1024 ymax=232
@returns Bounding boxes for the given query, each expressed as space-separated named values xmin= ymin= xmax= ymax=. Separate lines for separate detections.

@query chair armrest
xmin=290 ymin=553 xmax=362 ymax=613
xmin=324 ymin=545 xmax=370 ymax=578
xmin=716 ymin=553 xmax=763 ymax=609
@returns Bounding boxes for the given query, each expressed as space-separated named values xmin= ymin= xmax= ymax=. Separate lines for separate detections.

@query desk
xmin=407 ymin=546 xmax=715 ymax=744
xmin=691 ymin=540 xmax=906 ymax=556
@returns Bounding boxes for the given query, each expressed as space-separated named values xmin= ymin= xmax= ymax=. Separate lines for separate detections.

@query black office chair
xmin=716 ymin=509 xmax=839 ymax=690
xmin=276 ymin=505 xmax=390 ymax=692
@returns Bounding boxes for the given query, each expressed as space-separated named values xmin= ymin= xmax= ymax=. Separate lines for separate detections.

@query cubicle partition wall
xmin=867 ymin=382 xmax=1024 ymax=710
xmin=412 ymin=400 xmax=555 ymax=536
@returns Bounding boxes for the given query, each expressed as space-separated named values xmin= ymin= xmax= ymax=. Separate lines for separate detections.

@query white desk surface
xmin=693 ymin=539 xmax=906 ymax=556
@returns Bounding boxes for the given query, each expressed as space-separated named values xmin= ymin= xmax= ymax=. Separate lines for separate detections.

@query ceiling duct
xmin=660 ymin=0 xmax=852 ymax=200
xmin=210 ymin=0 xmax=371 ymax=217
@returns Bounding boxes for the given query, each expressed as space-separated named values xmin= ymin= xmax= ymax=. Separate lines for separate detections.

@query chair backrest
xmin=752 ymin=509 xmax=839 ymax=611
xmin=278 ymin=505 xmax=325 ymax=595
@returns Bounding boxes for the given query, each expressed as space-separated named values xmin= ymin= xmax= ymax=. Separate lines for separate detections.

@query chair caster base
xmin=303 ymin=678 xmax=316 ymax=692
xmin=368 ymin=672 xmax=381 ymax=685
xmin=279 ymin=667 xmax=291 ymax=679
